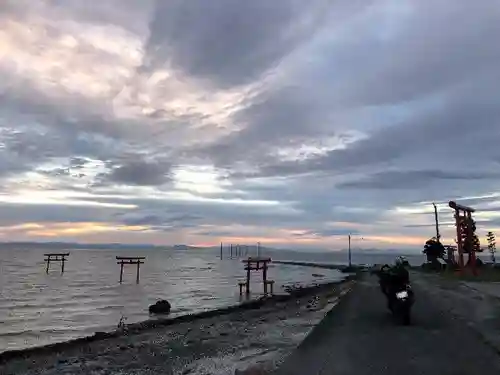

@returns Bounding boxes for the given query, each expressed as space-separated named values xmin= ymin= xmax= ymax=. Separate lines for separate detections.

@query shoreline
xmin=272 ymin=260 xmax=347 ymax=269
xmin=1 ymin=278 xmax=356 ymax=375
xmin=0 ymin=276 xmax=354 ymax=364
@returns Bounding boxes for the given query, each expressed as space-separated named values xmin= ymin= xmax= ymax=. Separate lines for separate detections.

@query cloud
xmin=337 ymin=170 xmax=500 ymax=190
xmin=293 ymin=228 xmax=360 ymax=238
xmin=96 ymin=159 xmax=172 ymax=186
xmin=0 ymin=203 xmax=119 ymax=226
xmin=0 ymin=0 xmax=500 ymax=249
xmin=198 ymin=1 xmax=500 ymax=176
xmin=118 ymin=212 xmax=202 ymax=232
xmin=142 ymin=0 xmax=337 ymax=87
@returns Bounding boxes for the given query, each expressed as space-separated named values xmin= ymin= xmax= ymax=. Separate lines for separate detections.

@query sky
xmin=1 ymin=0 xmax=500 ymax=251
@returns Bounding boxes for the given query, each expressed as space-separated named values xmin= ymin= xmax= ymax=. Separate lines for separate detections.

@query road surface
xmin=275 ymin=274 xmax=500 ymax=375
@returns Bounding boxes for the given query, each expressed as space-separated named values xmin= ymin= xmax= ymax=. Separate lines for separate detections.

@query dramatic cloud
xmin=0 ymin=0 xmax=499 ymax=250
xmin=142 ymin=0 xmax=342 ymax=87
xmin=96 ymin=159 xmax=172 ymax=186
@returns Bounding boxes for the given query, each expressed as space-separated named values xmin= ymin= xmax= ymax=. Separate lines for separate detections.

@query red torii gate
xmin=449 ymin=201 xmax=477 ymax=276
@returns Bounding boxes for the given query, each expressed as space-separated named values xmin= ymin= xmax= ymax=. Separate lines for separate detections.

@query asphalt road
xmin=275 ymin=274 xmax=500 ymax=375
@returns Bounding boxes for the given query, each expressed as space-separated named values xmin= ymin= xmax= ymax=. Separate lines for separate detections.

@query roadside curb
xmin=284 ymin=279 xmax=357 ymax=352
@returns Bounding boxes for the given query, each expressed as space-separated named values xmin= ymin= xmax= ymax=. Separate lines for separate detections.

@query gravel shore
xmin=0 ymin=279 xmax=355 ymax=375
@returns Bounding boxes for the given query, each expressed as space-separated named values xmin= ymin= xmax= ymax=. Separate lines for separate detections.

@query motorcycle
xmin=388 ymin=284 xmax=414 ymax=325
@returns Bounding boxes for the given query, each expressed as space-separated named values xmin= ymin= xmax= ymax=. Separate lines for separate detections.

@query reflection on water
xmin=0 ymin=248 xmax=349 ymax=352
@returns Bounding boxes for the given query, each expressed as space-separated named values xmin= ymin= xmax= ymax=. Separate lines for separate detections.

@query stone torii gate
xmin=449 ymin=201 xmax=477 ymax=276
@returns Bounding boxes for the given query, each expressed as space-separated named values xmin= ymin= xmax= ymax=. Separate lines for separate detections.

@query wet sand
xmin=0 ymin=279 xmax=355 ymax=375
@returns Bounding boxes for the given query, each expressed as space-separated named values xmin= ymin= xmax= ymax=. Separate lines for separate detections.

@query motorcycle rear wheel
xmin=402 ymin=309 xmax=411 ymax=325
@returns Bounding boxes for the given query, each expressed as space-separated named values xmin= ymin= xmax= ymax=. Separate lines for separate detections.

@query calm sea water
xmin=0 ymin=247 xmax=423 ymax=352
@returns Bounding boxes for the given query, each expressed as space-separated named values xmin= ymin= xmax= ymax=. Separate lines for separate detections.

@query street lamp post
xmin=432 ymin=203 xmax=441 ymax=242
xmin=348 ymin=234 xmax=352 ymax=268
xmin=348 ymin=234 xmax=364 ymax=267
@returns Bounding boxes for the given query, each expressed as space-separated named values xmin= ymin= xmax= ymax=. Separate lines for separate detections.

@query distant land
xmin=0 ymin=241 xmax=421 ymax=255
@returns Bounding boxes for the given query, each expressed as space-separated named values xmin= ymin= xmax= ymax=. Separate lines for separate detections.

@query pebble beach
xmin=0 ymin=279 xmax=355 ymax=375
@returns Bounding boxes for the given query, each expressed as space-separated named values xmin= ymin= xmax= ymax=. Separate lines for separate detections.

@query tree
xmin=487 ymin=231 xmax=496 ymax=263
xmin=459 ymin=216 xmax=481 ymax=254
xmin=423 ymin=237 xmax=446 ymax=262
xmin=471 ymin=233 xmax=481 ymax=253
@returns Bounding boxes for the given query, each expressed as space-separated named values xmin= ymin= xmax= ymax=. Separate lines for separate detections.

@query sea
xmin=0 ymin=246 xmax=425 ymax=353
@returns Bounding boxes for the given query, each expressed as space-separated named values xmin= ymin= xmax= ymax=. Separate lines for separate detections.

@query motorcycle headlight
xmin=396 ymin=291 xmax=409 ymax=299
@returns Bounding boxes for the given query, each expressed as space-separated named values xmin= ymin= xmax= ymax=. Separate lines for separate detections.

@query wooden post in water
xmin=44 ymin=253 xmax=70 ymax=274
xmin=116 ymin=256 xmax=145 ymax=284
xmin=262 ymin=261 xmax=268 ymax=294
xmin=220 ymin=242 xmax=223 ymax=260
xmin=136 ymin=261 xmax=140 ymax=284
xmin=246 ymin=261 xmax=251 ymax=294
xmin=119 ymin=262 xmax=124 ymax=283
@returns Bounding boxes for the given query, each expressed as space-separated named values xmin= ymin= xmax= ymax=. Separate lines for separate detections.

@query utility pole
xmin=348 ymin=234 xmax=352 ymax=268
xmin=433 ymin=203 xmax=441 ymax=242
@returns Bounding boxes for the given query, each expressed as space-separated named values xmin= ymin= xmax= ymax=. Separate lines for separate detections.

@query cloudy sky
xmin=1 ymin=0 xmax=499 ymax=251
